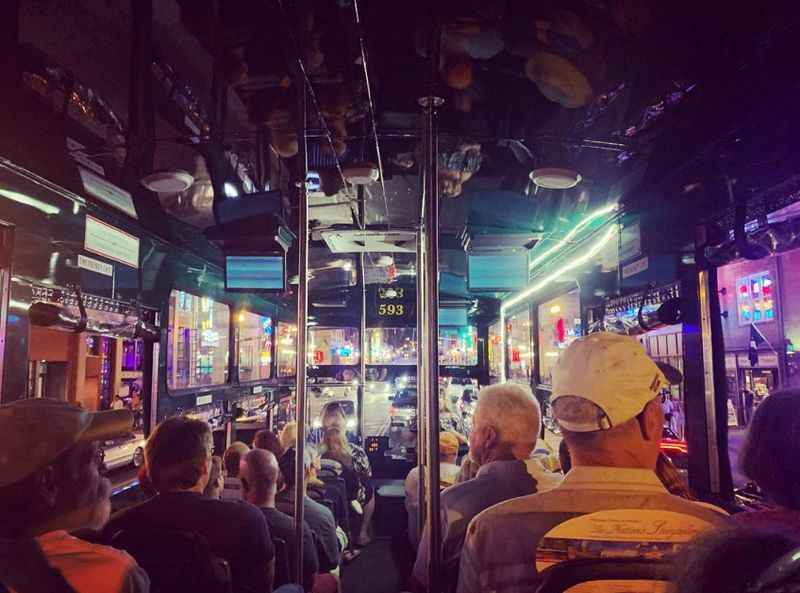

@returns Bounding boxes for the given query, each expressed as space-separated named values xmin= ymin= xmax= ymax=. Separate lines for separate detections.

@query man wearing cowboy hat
xmin=0 ymin=399 xmax=149 ymax=593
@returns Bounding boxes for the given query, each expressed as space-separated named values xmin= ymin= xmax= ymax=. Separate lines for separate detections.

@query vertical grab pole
xmin=359 ymin=252 xmax=367 ymax=441
xmin=416 ymin=229 xmax=428 ymax=540
xmin=293 ymin=83 xmax=310 ymax=587
xmin=420 ymin=14 xmax=443 ymax=588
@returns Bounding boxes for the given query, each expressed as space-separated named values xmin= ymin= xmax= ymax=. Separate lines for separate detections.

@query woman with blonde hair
xmin=319 ymin=426 xmax=375 ymax=548
xmin=279 ymin=421 xmax=297 ymax=452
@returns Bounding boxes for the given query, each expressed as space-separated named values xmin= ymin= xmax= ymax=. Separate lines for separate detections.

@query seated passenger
xmin=277 ymin=448 xmax=342 ymax=572
xmin=318 ymin=425 xmax=374 ymax=547
xmin=458 ymin=333 xmax=729 ymax=593
xmin=405 ymin=431 xmax=462 ymax=548
xmin=222 ymin=441 xmax=250 ymax=502
xmin=240 ymin=449 xmax=319 ymax=591
xmin=279 ymin=422 xmax=297 ymax=453
xmin=413 ymin=384 xmax=546 ymax=590
xmin=673 ymin=527 xmax=800 ymax=593
xmin=203 ymin=456 xmax=224 ymax=500
xmin=105 ymin=417 xmax=275 ymax=593
xmin=737 ymin=390 xmax=800 ymax=537
xmin=255 ymin=429 xmax=285 ymax=459
xmin=0 ymin=399 xmax=149 ymax=593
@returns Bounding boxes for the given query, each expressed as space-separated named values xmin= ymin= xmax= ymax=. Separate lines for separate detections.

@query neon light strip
xmin=528 ymin=203 xmax=618 ymax=271
xmin=503 ymin=225 xmax=618 ymax=313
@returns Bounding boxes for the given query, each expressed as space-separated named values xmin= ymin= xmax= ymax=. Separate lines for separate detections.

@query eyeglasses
xmin=747 ymin=547 xmax=800 ymax=593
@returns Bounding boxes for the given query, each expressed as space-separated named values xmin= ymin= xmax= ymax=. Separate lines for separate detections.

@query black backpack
xmin=110 ymin=527 xmax=231 ymax=593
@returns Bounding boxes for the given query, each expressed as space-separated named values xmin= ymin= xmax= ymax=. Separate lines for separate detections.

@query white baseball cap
xmin=551 ymin=332 xmax=682 ymax=432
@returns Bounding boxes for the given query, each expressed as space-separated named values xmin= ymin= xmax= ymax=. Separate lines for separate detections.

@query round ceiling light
xmin=529 ymin=168 xmax=582 ymax=190
xmin=343 ymin=164 xmax=379 ymax=185
xmin=141 ymin=170 xmax=195 ymax=194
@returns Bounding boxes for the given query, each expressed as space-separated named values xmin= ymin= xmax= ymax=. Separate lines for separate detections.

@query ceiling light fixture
xmin=530 ymin=167 xmax=582 ymax=190
xmin=140 ymin=170 xmax=194 ymax=193
xmin=223 ymin=182 xmax=239 ymax=198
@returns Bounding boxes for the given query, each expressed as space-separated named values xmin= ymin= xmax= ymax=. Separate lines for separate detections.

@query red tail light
xmin=660 ymin=440 xmax=688 ymax=455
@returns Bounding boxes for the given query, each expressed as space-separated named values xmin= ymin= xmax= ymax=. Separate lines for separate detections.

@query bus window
xmin=308 ymin=327 xmax=360 ymax=365
xmin=365 ymin=327 xmax=417 ymax=365
xmin=166 ymin=290 xmax=230 ymax=390
xmin=237 ymin=311 xmax=273 ymax=383
xmin=438 ymin=326 xmax=478 ymax=366
xmin=506 ymin=309 xmax=534 ymax=383
xmin=538 ymin=290 xmax=582 ymax=386
xmin=488 ymin=321 xmax=502 ymax=379
xmin=276 ymin=322 xmax=298 ymax=377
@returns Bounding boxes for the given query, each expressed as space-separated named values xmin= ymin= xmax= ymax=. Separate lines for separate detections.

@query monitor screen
xmin=225 ymin=255 xmax=285 ymax=291
xmin=439 ymin=307 xmax=468 ymax=327
xmin=468 ymin=252 xmax=528 ymax=291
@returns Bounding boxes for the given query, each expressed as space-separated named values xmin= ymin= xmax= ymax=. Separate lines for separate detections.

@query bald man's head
xmin=240 ymin=448 xmax=280 ymax=507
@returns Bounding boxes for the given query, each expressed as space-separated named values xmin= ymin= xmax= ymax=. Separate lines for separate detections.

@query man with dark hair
xmin=240 ymin=449 xmax=319 ymax=591
xmin=106 ymin=417 xmax=275 ymax=593
xmin=458 ymin=333 xmax=729 ymax=593
xmin=0 ymin=398 xmax=148 ymax=593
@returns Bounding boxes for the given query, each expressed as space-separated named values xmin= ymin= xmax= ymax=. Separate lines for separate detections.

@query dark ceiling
xmin=9 ymin=0 xmax=800 ymax=312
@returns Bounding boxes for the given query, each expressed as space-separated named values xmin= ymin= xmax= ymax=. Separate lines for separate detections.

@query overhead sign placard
xmin=77 ymin=254 xmax=113 ymax=277
xmin=84 ymin=216 xmax=139 ymax=268
xmin=79 ymin=167 xmax=138 ymax=219
xmin=67 ymin=138 xmax=105 ymax=177
xmin=622 ymin=256 xmax=649 ymax=279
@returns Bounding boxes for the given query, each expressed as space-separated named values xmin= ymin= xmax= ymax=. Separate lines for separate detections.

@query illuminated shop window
xmin=737 ymin=271 xmax=775 ymax=326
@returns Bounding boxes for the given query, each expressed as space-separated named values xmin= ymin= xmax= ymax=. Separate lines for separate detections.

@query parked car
xmin=390 ymin=388 xmax=417 ymax=432
xmin=102 ymin=432 xmax=145 ymax=471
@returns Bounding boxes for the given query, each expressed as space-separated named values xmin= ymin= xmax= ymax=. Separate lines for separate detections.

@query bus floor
xmin=342 ymin=479 xmax=416 ymax=593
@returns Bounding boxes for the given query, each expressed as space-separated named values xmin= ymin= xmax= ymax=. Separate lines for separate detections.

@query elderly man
xmin=106 ymin=417 xmax=275 ymax=593
xmin=413 ymin=383 xmax=548 ymax=591
xmin=458 ymin=332 xmax=729 ymax=593
xmin=240 ymin=448 xmax=319 ymax=591
xmin=0 ymin=398 xmax=148 ymax=593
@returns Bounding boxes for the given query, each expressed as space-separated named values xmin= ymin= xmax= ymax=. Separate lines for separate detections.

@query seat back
xmin=536 ymin=559 xmax=673 ymax=593
xmin=110 ymin=526 xmax=231 ymax=593
xmin=272 ymin=537 xmax=291 ymax=588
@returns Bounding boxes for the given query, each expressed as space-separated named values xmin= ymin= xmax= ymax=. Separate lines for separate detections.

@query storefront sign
xmin=622 ymin=256 xmax=649 ymax=279
xmin=84 ymin=216 xmax=139 ymax=268
xmin=79 ymin=168 xmax=138 ymax=219
xmin=77 ymin=254 xmax=113 ymax=277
